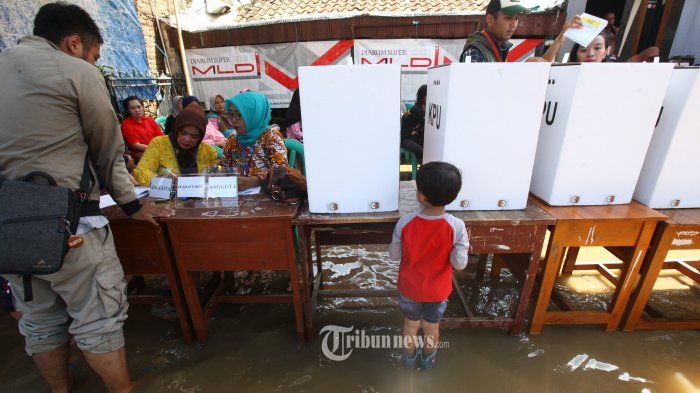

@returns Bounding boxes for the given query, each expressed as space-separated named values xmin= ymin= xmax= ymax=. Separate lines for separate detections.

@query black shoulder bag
xmin=0 ymin=154 xmax=98 ymax=301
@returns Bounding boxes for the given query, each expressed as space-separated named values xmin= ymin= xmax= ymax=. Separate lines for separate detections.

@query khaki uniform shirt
xmin=0 ymin=36 xmax=138 ymax=212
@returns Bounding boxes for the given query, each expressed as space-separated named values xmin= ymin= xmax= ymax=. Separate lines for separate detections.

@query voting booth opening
xmin=423 ymin=63 xmax=551 ymax=211
xmin=530 ymin=63 xmax=675 ymax=206
xmin=635 ymin=67 xmax=700 ymax=209
xmin=299 ymin=65 xmax=401 ymax=214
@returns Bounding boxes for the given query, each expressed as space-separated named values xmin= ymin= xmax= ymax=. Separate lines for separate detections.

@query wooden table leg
xmin=178 ymin=269 xmax=208 ymax=342
xmin=298 ymin=226 xmax=316 ymax=342
xmin=164 ymin=263 xmax=194 ymax=343
xmin=315 ymin=235 xmax=324 ymax=289
xmin=622 ymin=225 xmax=674 ymax=331
xmin=561 ymin=247 xmax=580 ymax=275
xmin=158 ymin=226 xmax=194 ymax=343
xmin=475 ymin=254 xmax=488 ymax=280
xmin=530 ymin=225 xmax=566 ymax=334
xmin=606 ymin=220 xmax=657 ymax=331
xmin=509 ymin=225 xmax=546 ymax=336
xmin=285 ymin=224 xmax=306 ymax=343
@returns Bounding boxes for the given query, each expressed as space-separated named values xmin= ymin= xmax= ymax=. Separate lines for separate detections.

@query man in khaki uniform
xmin=0 ymin=3 xmax=173 ymax=392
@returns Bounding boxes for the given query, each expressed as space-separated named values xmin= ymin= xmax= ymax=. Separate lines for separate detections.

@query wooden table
xmin=529 ymin=197 xmax=667 ymax=334
xmin=162 ymin=195 xmax=305 ymax=343
xmin=103 ymin=201 xmax=194 ymax=342
xmin=622 ymin=208 xmax=700 ymax=331
xmin=293 ymin=181 xmax=555 ymax=341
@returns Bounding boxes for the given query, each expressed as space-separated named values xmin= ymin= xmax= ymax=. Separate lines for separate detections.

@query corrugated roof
xmin=166 ymin=0 xmax=564 ymax=32
xmin=238 ymin=0 xmax=490 ymax=22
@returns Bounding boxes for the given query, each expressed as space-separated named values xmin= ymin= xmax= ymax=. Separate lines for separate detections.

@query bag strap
xmin=77 ymin=153 xmax=93 ymax=201
xmin=23 ymin=275 xmax=33 ymax=302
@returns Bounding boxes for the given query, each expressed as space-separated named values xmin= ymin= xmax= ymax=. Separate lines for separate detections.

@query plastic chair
xmin=284 ymin=138 xmax=305 ymax=175
xmin=284 ymin=138 xmax=305 ymax=271
xmin=212 ymin=145 xmax=223 ymax=158
xmin=155 ymin=116 xmax=167 ymax=131
xmin=400 ymin=148 xmax=418 ymax=180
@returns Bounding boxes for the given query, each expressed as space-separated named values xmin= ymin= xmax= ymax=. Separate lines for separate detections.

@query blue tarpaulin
xmin=0 ymin=0 xmax=156 ymax=99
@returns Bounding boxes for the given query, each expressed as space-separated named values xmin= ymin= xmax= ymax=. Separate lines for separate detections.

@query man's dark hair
xmin=33 ymin=2 xmax=103 ymax=47
xmin=416 ymin=162 xmax=462 ymax=207
xmin=122 ymin=96 xmax=142 ymax=116
xmin=416 ymin=84 xmax=427 ymax=107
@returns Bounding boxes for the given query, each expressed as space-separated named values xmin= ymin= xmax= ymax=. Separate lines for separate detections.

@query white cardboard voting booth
xmin=634 ymin=67 xmax=700 ymax=209
xmin=530 ymin=63 xmax=674 ymax=206
xmin=423 ymin=62 xmax=552 ymax=210
xmin=299 ymin=65 xmax=401 ymax=213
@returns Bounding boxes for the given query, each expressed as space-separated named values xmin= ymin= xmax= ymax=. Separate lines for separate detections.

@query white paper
xmin=564 ymin=13 xmax=608 ymax=48
xmin=238 ymin=186 xmax=261 ymax=196
xmin=134 ymin=186 xmax=150 ymax=198
xmin=206 ymin=176 xmax=238 ymax=198
xmin=149 ymin=177 xmax=173 ymax=199
xmin=99 ymin=194 xmax=117 ymax=209
xmin=176 ymin=176 xmax=206 ymax=198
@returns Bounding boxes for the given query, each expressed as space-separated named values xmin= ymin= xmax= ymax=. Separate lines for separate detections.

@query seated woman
xmin=204 ymin=117 xmax=227 ymax=157
xmin=209 ymin=94 xmax=236 ymax=137
xmin=570 ymin=31 xmax=614 ymax=63
xmin=164 ymin=95 xmax=182 ymax=135
xmin=219 ymin=91 xmax=288 ymax=191
xmin=400 ymin=85 xmax=427 ymax=162
xmin=121 ymin=96 xmax=163 ymax=160
xmin=132 ymin=105 xmax=218 ymax=186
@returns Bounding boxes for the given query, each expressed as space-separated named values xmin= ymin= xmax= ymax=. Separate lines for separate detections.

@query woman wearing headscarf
xmin=209 ymin=94 xmax=235 ymax=137
xmin=219 ymin=91 xmax=288 ymax=190
xmin=132 ymin=105 xmax=218 ymax=185
xmin=164 ymin=95 xmax=183 ymax=135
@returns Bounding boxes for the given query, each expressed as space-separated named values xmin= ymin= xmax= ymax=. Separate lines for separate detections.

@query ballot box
xmin=635 ymin=67 xmax=700 ymax=209
xmin=530 ymin=63 xmax=674 ymax=206
xmin=298 ymin=65 xmax=401 ymax=213
xmin=423 ymin=62 xmax=551 ymax=210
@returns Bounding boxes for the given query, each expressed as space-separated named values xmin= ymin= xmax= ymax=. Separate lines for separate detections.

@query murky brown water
xmin=1 ymin=245 xmax=699 ymax=392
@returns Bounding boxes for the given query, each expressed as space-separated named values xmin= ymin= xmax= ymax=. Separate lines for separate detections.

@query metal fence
xmin=105 ymin=76 xmax=187 ymax=120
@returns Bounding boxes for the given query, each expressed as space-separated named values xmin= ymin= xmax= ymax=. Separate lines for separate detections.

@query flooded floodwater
xmin=1 ymin=245 xmax=698 ymax=392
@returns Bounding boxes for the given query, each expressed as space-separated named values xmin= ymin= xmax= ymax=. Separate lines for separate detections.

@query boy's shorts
xmin=398 ymin=292 xmax=448 ymax=324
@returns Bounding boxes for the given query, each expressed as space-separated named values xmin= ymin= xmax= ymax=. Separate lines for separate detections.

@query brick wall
xmin=132 ymin=0 xmax=177 ymax=76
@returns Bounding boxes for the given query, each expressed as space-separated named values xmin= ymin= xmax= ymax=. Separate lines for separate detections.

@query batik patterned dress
xmin=219 ymin=127 xmax=288 ymax=181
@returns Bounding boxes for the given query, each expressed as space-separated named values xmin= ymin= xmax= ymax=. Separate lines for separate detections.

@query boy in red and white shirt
xmin=389 ymin=162 xmax=469 ymax=370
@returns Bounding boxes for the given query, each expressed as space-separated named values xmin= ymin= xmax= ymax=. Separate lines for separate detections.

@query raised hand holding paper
xmin=563 ymin=13 xmax=607 ymax=48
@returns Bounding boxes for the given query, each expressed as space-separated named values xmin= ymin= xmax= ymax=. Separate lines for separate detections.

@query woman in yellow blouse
xmin=132 ymin=105 xmax=218 ymax=185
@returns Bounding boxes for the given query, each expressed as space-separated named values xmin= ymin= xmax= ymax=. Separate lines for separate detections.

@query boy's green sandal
xmin=401 ymin=349 xmax=419 ymax=369
xmin=419 ymin=350 xmax=437 ymax=371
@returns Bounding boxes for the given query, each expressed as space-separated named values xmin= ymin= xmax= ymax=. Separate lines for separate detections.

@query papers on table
xmin=134 ymin=186 xmax=150 ymax=198
xmin=564 ymin=13 xmax=608 ymax=48
xmin=99 ymin=194 xmax=117 ymax=209
xmin=99 ymin=186 xmax=151 ymax=209
xmin=99 ymin=183 xmax=259 ymax=208
xmin=238 ymin=186 xmax=261 ymax=196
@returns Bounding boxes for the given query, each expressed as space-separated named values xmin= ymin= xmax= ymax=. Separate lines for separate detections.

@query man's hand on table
xmin=130 ymin=203 xmax=175 ymax=225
